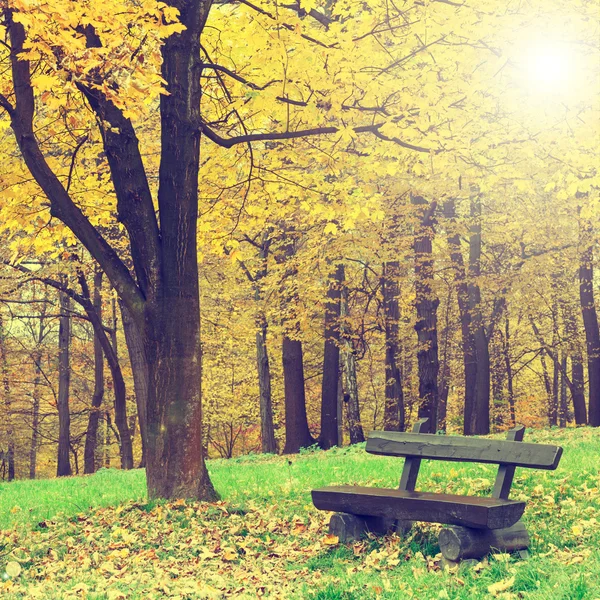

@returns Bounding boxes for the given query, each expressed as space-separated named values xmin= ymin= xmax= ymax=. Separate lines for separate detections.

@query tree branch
xmin=4 ymin=12 xmax=145 ymax=321
xmin=199 ymin=120 xmax=436 ymax=153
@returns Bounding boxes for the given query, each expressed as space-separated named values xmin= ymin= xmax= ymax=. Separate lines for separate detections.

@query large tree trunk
xmin=282 ymin=337 xmax=314 ymax=453
xmin=340 ymin=283 xmax=364 ymax=444
xmin=579 ymin=217 xmax=600 ymax=427
xmin=382 ymin=261 xmax=405 ymax=431
xmin=468 ymin=193 xmax=490 ymax=435
xmin=120 ymin=301 xmax=149 ymax=466
xmin=57 ymin=290 xmax=72 ymax=477
xmin=413 ymin=196 xmax=439 ymax=430
xmin=319 ymin=264 xmax=343 ymax=449
xmin=444 ymin=198 xmax=478 ymax=435
xmin=84 ymin=270 xmax=105 ymax=474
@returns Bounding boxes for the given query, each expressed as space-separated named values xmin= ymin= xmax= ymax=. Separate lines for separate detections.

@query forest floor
xmin=0 ymin=427 xmax=598 ymax=599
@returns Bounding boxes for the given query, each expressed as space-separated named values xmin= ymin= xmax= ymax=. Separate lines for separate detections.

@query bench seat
xmin=312 ymin=485 xmax=526 ymax=530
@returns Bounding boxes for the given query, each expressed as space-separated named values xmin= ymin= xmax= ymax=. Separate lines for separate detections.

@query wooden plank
xmin=493 ymin=425 xmax=525 ymax=499
xmin=399 ymin=418 xmax=429 ymax=491
xmin=366 ymin=431 xmax=562 ymax=469
xmin=311 ymin=486 xmax=525 ymax=530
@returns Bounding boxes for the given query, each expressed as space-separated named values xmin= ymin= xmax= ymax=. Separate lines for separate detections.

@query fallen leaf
xmin=488 ymin=576 xmax=515 ymax=596
xmin=322 ymin=534 xmax=339 ymax=546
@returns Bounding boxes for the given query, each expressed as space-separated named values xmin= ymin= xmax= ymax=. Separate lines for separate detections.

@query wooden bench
xmin=311 ymin=419 xmax=563 ymax=561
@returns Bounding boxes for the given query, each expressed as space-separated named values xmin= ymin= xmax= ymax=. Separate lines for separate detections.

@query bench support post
xmin=439 ymin=520 xmax=530 ymax=561
xmin=328 ymin=513 xmax=399 ymax=543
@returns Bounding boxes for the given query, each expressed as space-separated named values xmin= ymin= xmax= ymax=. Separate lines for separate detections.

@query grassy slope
xmin=0 ymin=427 xmax=599 ymax=599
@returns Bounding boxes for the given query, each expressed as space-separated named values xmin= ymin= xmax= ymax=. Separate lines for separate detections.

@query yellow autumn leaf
xmin=222 ymin=549 xmax=238 ymax=561
xmin=300 ymin=0 xmax=318 ymax=11
xmin=572 ymin=524 xmax=583 ymax=536
xmin=322 ymin=534 xmax=339 ymax=545
xmin=488 ymin=576 xmax=515 ymax=596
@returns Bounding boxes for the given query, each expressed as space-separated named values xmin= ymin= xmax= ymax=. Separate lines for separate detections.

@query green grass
xmin=0 ymin=426 xmax=599 ymax=599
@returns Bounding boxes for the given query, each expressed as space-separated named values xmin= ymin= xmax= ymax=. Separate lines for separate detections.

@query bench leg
xmin=438 ymin=520 xmax=530 ymax=562
xmin=329 ymin=513 xmax=405 ymax=542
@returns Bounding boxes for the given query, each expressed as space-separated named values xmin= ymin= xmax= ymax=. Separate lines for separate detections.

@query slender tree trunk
xmin=503 ymin=316 xmax=516 ymax=427
xmin=104 ymin=411 xmax=111 ymax=468
xmin=382 ymin=261 xmax=405 ymax=431
xmin=562 ymin=299 xmax=587 ymax=425
xmin=282 ymin=337 xmax=314 ymax=453
xmin=340 ymin=284 xmax=364 ymax=444
xmin=579 ymin=216 xmax=600 ymax=427
xmin=571 ymin=357 xmax=587 ymax=425
xmin=0 ymin=315 xmax=14 ymax=481
xmin=256 ymin=317 xmax=276 ymax=453
xmin=337 ymin=371 xmax=343 ymax=445
xmin=57 ymin=290 xmax=72 ymax=477
xmin=559 ymin=355 xmax=568 ymax=427
xmin=120 ymin=301 xmax=149 ymax=466
xmin=29 ymin=350 xmax=42 ymax=479
xmin=468 ymin=193 xmax=490 ymax=435
xmin=84 ymin=270 xmax=105 ymax=474
xmin=550 ymin=309 xmax=559 ymax=427
xmin=551 ymin=354 xmax=559 ymax=427
xmin=437 ymin=285 xmax=453 ymax=433
xmin=108 ymin=295 xmax=133 ymax=469
xmin=444 ymin=198 xmax=478 ymax=435
xmin=320 ymin=265 xmax=343 ymax=449
xmin=413 ymin=196 xmax=439 ymax=430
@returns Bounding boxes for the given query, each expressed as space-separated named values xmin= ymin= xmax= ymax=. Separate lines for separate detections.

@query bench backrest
xmin=366 ymin=419 xmax=563 ymax=500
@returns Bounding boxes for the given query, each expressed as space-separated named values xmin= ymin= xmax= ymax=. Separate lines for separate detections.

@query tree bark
xmin=319 ymin=264 xmax=344 ymax=449
xmin=382 ymin=261 xmax=405 ymax=431
xmin=29 ymin=349 xmax=42 ymax=479
xmin=571 ymin=357 xmax=587 ymax=425
xmin=468 ymin=193 xmax=490 ymax=434
xmin=256 ymin=317 xmax=276 ymax=454
xmin=503 ymin=316 xmax=516 ymax=427
xmin=413 ymin=196 xmax=439 ymax=430
xmin=57 ymin=290 xmax=72 ymax=477
xmin=240 ymin=233 xmax=277 ymax=454
xmin=0 ymin=315 xmax=15 ymax=481
xmin=340 ymin=283 xmax=364 ymax=444
xmin=282 ymin=337 xmax=314 ymax=453
xmin=579 ymin=216 xmax=600 ymax=427
xmin=562 ymin=299 xmax=587 ymax=425
xmin=120 ymin=301 xmax=149 ymax=466
xmin=278 ymin=232 xmax=314 ymax=454
xmin=559 ymin=355 xmax=568 ymax=427
xmin=84 ymin=269 xmax=105 ymax=474
xmin=106 ymin=294 xmax=134 ymax=470
xmin=444 ymin=198 xmax=478 ymax=435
